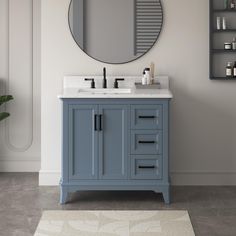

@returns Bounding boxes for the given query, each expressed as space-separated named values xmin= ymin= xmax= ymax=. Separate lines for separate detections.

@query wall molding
xmin=39 ymin=170 xmax=236 ymax=186
xmin=171 ymin=171 xmax=236 ymax=186
xmin=0 ymin=156 xmax=39 ymax=161
xmin=0 ymin=0 xmax=41 ymax=172
xmin=0 ymin=160 xmax=40 ymax=172
xmin=171 ymin=171 xmax=236 ymax=175
xmin=39 ymin=170 xmax=61 ymax=186
xmin=4 ymin=0 xmax=34 ymax=152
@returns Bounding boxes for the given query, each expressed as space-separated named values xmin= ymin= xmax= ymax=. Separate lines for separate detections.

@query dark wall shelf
xmin=214 ymin=9 xmax=236 ymax=12
xmin=209 ymin=0 xmax=236 ymax=80
xmin=210 ymin=76 xmax=236 ymax=80
xmin=213 ymin=29 xmax=236 ymax=32
xmin=212 ymin=49 xmax=236 ymax=53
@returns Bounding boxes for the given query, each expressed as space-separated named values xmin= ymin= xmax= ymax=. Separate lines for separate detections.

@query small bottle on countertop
xmin=144 ymin=68 xmax=151 ymax=85
xmin=232 ymin=37 xmax=236 ymax=50
xmin=150 ymin=62 xmax=155 ymax=84
xmin=142 ymin=71 xmax=147 ymax=85
xmin=233 ymin=61 xmax=236 ymax=77
xmin=226 ymin=62 xmax=233 ymax=77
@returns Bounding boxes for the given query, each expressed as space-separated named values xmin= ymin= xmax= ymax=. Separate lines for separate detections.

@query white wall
xmin=85 ymin=0 xmax=135 ymax=63
xmin=0 ymin=0 xmax=41 ymax=172
xmin=40 ymin=0 xmax=236 ymax=185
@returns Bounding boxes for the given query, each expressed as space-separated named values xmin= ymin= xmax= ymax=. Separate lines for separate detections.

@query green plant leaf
xmin=0 ymin=112 xmax=10 ymax=121
xmin=0 ymin=95 xmax=14 ymax=106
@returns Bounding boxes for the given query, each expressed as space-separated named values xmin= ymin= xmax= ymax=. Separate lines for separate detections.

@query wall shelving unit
xmin=210 ymin=0 xmax=236 ymax=80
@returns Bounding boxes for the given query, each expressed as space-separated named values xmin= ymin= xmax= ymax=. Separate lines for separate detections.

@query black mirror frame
xmin=68 ymin=0 xmax=164 ymax=65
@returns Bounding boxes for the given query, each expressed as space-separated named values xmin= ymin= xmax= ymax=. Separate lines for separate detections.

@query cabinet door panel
xmin=69 ymin=105 xmax=98 ymax=180
xmin=99 ymin=105 xmax=128 ymax=180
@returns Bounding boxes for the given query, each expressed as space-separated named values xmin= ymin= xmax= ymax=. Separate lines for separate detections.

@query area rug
xmin=34 ymin=210 xmax=195 ymax=236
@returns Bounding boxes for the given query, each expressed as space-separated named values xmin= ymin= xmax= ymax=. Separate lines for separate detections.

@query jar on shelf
xmin=224 ymin=42 xmax=232 ymax=50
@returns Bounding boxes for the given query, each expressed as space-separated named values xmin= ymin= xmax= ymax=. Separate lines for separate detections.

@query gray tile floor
xmin=0 ymin=173 xmax=236 ymax=236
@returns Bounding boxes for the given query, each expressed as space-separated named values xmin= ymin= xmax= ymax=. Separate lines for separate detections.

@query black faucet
xmin=84 ymin=78 xmax=95 ymax=88
xmin=114 ymin=78 xmax=125 ymax=88
xmin=103 ymin=67 xmax=107 ymax=88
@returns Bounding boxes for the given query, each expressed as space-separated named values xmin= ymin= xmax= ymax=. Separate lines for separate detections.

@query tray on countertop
xmin=135 ymin=82 xmax=161 ymax=89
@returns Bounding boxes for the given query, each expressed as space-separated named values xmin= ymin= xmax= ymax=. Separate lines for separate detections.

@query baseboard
xmin=0 ymin=160 xmax=40 ymax=172
xmin=171 ymin=172 xmax=236 ymax=185
xmin=39 ymin=170 xmax=61 ymax=186
xmin=38 ymin=170 xmax=236 ymax=186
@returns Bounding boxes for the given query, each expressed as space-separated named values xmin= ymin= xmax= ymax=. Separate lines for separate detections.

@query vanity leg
xmin=162 ymin=185 xmax=170 ymax=204
xmin=60 ymin=186 xmax=68 ymax=204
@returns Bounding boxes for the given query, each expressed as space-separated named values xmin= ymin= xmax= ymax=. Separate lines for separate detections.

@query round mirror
xmin=68 ymin=0 xmax=163 ymax=64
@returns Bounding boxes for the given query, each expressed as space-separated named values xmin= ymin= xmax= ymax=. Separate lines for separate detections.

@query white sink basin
xmin=78 ymin=88 xmax=132 ymax=94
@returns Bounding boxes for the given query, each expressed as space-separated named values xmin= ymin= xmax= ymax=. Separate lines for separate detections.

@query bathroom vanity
xmin=59 ymin=76 xmax=172 ymax=204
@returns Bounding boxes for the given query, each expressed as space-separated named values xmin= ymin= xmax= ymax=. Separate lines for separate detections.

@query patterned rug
xmin=34 ymin=210 xmax=195 ymax=236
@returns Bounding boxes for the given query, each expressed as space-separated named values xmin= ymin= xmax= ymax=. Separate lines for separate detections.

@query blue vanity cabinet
xmin=60 ymin=99 xmax=170 ymax=204
xmin=98 ymin=105 xmax=129 ymax=180
xmin=131 ymin=130 xmax=163 ymax=155
xmin=68 ymin=105 xmax=98 ymax=180
xmin=131 ymin=105 xmax=162 ymax=130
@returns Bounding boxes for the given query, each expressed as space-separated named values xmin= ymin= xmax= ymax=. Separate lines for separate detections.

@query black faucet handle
xmin=114 ymin=78 xmax=125 ymax=88
xmin=84 ymin=78 xmax=95 ymax=88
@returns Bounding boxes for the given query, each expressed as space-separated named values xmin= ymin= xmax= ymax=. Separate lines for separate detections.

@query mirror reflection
xmin=69 ymin=0 xmax=163 ymax=64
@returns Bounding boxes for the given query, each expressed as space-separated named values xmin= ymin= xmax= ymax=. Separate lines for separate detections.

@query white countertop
xmin=58 ymin=75 xmax=173 ymax=99
xmin=58 ymin=88 xmax=173 ymax=99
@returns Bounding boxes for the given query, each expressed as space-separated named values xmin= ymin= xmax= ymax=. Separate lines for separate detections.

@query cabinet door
xmin=68 ymin=105 xmax=98 ymax=180
xmin=99 ymin=105 xmax=128 ymax=180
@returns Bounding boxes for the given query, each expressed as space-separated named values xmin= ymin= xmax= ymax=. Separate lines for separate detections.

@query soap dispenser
xmin=142 ymin=71 xmax=147 ymax=85
xmin=144 ymin=68 xmax=151 ymax=85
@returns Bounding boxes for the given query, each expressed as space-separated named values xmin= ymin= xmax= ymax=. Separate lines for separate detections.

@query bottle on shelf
xmin=232 ymin=37 xmax=236 ymax=50
xmin=222 ymin=17 xmax=227 ymax=30
xmin=224 ymin=0 xmax=229 ymax=9
xmin=233 ymin=62 xmax=236 ymax=77
xmin=230 ymin=0 xmax=236 ymax=9
xmin=216 ymin=17 xmax=221 ymax=30
xmin=226 ymin=62 xmax=233 ymax=77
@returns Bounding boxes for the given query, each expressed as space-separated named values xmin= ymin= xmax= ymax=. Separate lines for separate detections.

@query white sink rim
xmin=78 ymin=88 xmax=132 ymax=94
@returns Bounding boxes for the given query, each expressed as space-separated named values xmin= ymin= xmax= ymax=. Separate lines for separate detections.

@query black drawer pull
xmin=138 ymin=165 xmax=156 ymax=169
xmin=94 ymin=115 xmax=97 ymax=131
xmin=139 ymin=116 xmax=156 ymax=119
xmin=138 ymin=141 xmax=156 ymax=144
xmin=99 ymin=115 xmax=102 ymax=131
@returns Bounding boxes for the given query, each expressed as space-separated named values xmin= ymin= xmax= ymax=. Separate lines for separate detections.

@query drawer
xmin=131 ymin=105 xmax=162 ymax=129
xmin=131 ymin=130 xmax=162 ymax=155
xmin=131 ymin=155 xmax=162 ymax=180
